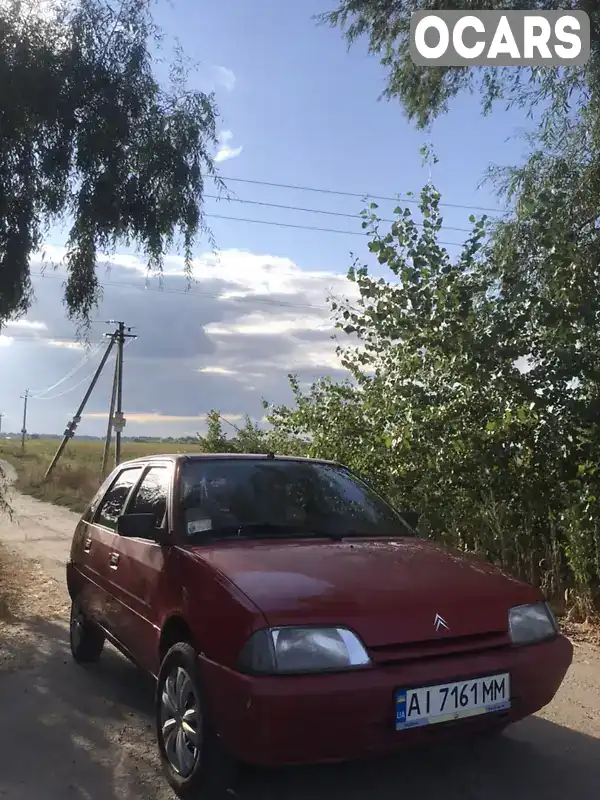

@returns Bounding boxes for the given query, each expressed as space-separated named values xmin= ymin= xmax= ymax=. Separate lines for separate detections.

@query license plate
xmin=395 ymin=672 xmax=510 ymax=731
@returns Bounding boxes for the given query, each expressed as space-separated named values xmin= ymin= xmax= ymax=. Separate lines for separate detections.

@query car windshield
xmin=178 ymin=458 xmax=414 ymax=541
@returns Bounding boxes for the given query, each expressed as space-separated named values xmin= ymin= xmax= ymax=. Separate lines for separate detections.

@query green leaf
xmin=0 ymin=0 xmax=221 ymax=330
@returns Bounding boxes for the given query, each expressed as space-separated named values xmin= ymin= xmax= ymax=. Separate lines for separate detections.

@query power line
xmin=30 ymin=366 xmax=106 ymax=401
xmin=28 ymin=341 xmax=134 ymax=402
xmin=205 ymin=194 xmax=474 ymax=234
xmin=44 ymin=323 xmax=136 ymax=479
xmin=28 ymin=271 xmax=338 ymax=312
xmin=0 ymin=333 xmax=105 ymax=344
xmin=44 ymin=331 xmax=118 ymax=479
xmin=204 ymin=211 xmax=467 ymax=243
xmin=218 ymin=175 xmax=502 ymax=214
xmin=29 ymin=341 xmax=104 ymax=398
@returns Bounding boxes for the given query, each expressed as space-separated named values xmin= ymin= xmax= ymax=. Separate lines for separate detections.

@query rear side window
xmin=129 ymin=466 xmax=170 ymax=527
xmin=86 ymin=474 xmax=114 ymax=520
xmin=94 ymin=467 xmax=143 ymax=530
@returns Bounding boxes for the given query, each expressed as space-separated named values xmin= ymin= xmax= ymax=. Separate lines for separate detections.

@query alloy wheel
xmin=160 ymin=666 xmax=202 ymax=777
xmin=70 ymin=605 xmax=84 ymax=650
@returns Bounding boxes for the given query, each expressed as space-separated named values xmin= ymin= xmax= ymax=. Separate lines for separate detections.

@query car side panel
xmin=77 ymin=465 xmax=145 ymax=634
xmin=172 ymin=547 xmax=267 ymax=669
xmin=105 ymin=536 xmax=172 ymax=673
xmin=68 ymin=478 xmax=115 ymax=627
xmin=83 ymin=523 xmax=123 ymax=628
xmin=106 ymin=541 xmax=255 ymax=677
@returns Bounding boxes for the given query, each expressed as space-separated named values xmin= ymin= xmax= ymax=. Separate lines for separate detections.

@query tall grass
xmin=0 ymin=438 xmax=203 ymax=513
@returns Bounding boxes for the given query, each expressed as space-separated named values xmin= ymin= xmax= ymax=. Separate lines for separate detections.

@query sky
xmin=0 ymin=0 xmax=536 ymax=439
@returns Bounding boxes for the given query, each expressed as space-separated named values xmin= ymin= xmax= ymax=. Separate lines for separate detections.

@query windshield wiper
xmin=199 ymin=522 xmax=343 ymax=541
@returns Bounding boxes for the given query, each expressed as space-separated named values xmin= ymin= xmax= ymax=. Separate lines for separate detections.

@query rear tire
xmin=155 ymin=642 xmax=237 ymax=799
xmin=69 ymin=597 xmax=105 ymax=663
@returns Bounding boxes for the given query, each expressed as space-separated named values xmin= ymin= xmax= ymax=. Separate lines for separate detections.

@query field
xmin=0 ymin=437 xmax=203 ymax=512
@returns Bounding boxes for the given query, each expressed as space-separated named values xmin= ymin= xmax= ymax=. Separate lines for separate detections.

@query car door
xmin=69 ymin=473 xmax=115 ymax=626
xmin=86 ymin=464 xmax=145 ymax=633
xmin=106 ymin=461 xmax=173 ymax=672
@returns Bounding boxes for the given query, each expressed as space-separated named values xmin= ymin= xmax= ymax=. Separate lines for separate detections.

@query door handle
xmin=83 ymin=537 xmax=92 ymax=553
xmin=109 ymin=552 xmax=120 ymax=568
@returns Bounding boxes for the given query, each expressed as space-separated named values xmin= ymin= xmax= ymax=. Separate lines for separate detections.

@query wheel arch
xmin=66 ymin=562 xmax=84 ymax=601
xmin=158 ymin=615 xmax=197 ymax=664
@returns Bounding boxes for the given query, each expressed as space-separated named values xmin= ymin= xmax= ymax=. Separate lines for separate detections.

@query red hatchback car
xmin=66 ymin=453 xmax=573 ymax=798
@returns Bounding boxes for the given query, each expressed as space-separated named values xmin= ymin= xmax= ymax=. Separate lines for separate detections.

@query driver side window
xmin=94 ymin=467 xmax=143 ymax=531
xmin=127 ymin=466 xmax=170 ymax=533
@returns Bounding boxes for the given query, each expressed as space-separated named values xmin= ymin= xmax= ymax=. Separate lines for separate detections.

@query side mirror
xmin=117 ymin=512 xmax=166 ymax=542
xmin=399 ymin=510 xmax=420 ymax=530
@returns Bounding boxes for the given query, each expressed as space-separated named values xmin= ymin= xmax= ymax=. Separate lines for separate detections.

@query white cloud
xmin=198 ymin=366 xmax=237 ymax=375
xmin=84 ymin=412 xmax=244 ymax=425
xmin=205 ymin=312 xmax=333 ymax=337
xmin=57 ymin=246 xmax=358 ymax=309
xmin=0 ymin=335 xmax=14 ymax=347
xmin=46 ymin=339 xmax=86 ymax=350
xmin=215 ymin=130 xmax=243 ymax=163
xmin=4 ymin=319 xmax=48 ymax=331
xmin=34 ymin=247 xmax=360 ymax=376
xmin=5 ymin=246 xmax=361 ymax=437
xmin=213 ymin=65 xmax=236 ymax=92
xmin=152 ymin=249 xmax=359 ymax=372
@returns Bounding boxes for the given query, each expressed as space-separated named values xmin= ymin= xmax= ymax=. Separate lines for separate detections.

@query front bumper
xmin=201 ymin=633 xmax=573 ymax=766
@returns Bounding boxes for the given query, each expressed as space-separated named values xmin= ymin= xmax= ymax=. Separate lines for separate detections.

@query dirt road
xmin=1 ymin=460 xmax=599 ymax=799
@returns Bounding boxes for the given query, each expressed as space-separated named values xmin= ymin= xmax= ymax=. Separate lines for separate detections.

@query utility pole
xmin=20 ymin=390 xmax=29 ymax=453
xmin=106 ymin=320 xmax=136 ymax=467
xmin=0 ymin=412 xmax=4 ymax=436
xmin=44 ymin=335 xmax=116 ymax=481
xmin=100 ymin=345 xmax=119 ymax=479
xmin=115 ymin=321 xmax=125 ymax=466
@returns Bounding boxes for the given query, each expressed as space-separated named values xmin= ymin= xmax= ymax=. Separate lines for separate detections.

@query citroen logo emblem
xmin=434 ymin=613 xmax=449 ymax=632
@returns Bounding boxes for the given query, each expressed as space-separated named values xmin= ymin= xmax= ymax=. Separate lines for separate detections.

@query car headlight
xmin=509 ymin=602 xmax=558 ymax=646
xmin=237 ymin=626 xmax=372 ymax=674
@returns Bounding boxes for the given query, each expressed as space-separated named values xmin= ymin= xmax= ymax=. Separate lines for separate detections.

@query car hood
xmin=188 ymin=537 xmax=540 ymax=647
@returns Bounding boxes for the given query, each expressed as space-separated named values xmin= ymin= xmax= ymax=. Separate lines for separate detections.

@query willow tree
xmin=319 ymin=0 xmax=600 ymax=127
xmin=0 ymin=0 xmax=221 ymax=328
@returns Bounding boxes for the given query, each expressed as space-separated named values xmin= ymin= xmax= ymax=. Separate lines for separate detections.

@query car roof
xmin=117 ymin=452 xmax=340 ymax=468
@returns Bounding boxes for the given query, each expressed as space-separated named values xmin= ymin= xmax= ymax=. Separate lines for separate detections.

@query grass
xmin=0 ymin=437 xmax=203 ymax=513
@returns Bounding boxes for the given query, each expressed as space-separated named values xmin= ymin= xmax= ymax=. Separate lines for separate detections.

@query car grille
xmin=368 ymin=630 xmax=511 ymax=666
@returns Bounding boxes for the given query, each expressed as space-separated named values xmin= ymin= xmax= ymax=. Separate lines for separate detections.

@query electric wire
xmin=27 ymin=271 xmax=339 ymax=312
xmin=29 ymin=341 xmax=105 ymax=398
xmin=203 ymin=211 xmax=467 ymax=243
xmin=217 ymin=175 xmax=502 ymax=214
xmin=30 ymin=339 xmax=133 ymax=401
xmin=32 ymin=363 xmax=109 ymax=401
xmin=204 ymin=194 xmax=474 ymax=234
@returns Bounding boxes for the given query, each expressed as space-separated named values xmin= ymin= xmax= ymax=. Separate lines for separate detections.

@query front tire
xmin=156 ymin=642 xmax=237 ymax=799
xmin=69 ymin=597 xmax=105 ymax=663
